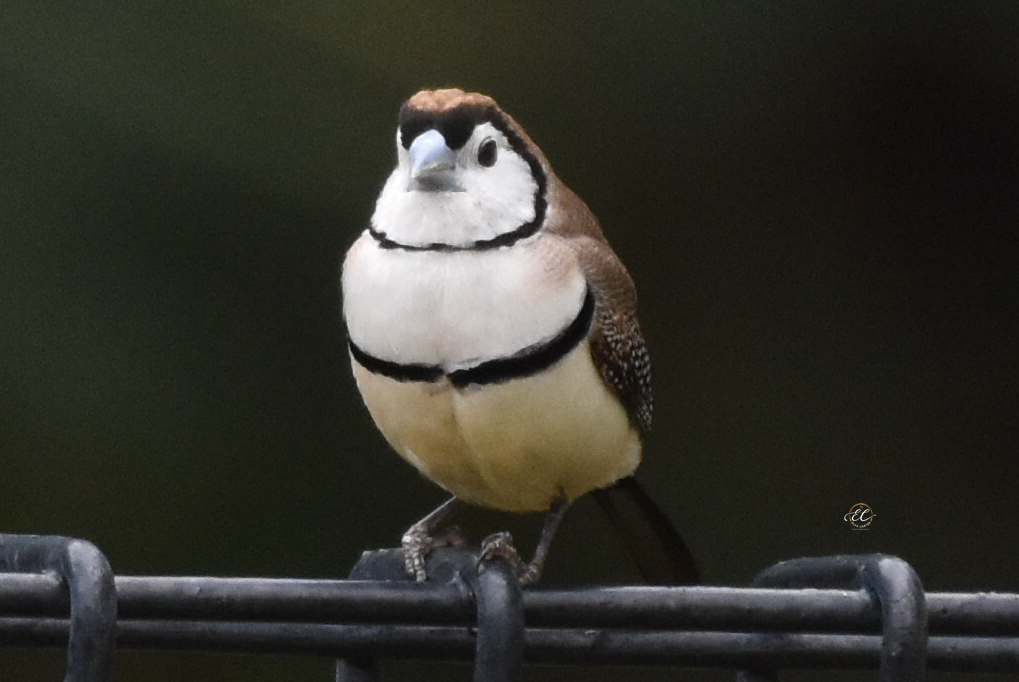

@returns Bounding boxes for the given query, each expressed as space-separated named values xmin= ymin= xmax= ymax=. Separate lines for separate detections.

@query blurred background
xmin=2 ymin=1 xmax=1016 ymax=680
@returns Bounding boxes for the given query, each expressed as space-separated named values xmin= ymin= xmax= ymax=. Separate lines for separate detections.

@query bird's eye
xmin=477 ymin=138 xmax=498 ymax=167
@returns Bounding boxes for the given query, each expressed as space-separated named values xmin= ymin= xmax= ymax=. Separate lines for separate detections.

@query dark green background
xmin=2 ymin=2 xmax=1017 ymax=680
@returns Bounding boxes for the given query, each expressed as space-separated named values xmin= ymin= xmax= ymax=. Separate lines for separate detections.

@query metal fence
xmin=2 ymin=534 xmax=1018 ymax=682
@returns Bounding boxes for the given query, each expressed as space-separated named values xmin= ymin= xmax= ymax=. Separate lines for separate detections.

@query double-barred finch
xmin=341 ymin=88 xmax=697 ymax=585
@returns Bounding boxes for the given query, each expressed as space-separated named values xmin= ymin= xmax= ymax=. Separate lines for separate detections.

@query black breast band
xmin=348 ymin=287 xmax=595 ymax=388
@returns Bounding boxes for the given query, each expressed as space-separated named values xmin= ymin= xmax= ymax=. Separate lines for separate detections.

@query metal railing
xmin=2 ymin=534 xmax=1018 ymax=681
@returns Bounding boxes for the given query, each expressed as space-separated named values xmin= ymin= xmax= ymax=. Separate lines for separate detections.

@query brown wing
xmin=578 ymin=236 xmax=653 ymax=432
xmin=542 ymin=179 xmax=652 ymax=432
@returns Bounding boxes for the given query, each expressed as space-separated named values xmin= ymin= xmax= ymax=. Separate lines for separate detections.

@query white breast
xmin=341 ymin=233 xmax=588 ymax=370
xmin=341 ymin=225 xmax=642 ymax=513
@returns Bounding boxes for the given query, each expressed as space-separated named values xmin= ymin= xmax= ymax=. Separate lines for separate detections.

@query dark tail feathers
xmin=590 ymin=476 xmax=700 ymax=585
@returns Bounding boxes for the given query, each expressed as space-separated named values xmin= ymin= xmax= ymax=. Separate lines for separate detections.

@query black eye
xmin=477 ymin=138 xmax=498 ymax=167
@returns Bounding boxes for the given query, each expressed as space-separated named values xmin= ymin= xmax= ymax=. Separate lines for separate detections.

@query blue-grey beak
xmin=408 ymin=129 xmax=462 ymax=192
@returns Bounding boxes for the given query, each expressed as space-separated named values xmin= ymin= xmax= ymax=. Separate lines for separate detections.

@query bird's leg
xmin=401 ymin=496 xmax=468 ymax=581
xmin=522 ymin=496 xmax=571 ymax=584
xmin=479 ymin=496 xmax=571 ymax=586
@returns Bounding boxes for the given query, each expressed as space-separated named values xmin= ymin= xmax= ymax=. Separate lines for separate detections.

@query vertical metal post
xmin=736 ymin=554 xmax=928 ymax=682
xmin=470 ymin=557 xmax=524 ymax=682
xmin=859 ymin=556 xmax=928 ymax=682
xmin=0 ymin=535 xmax=117 ymax=682
xmin=338 ymin=546 xmax=524 ymax=682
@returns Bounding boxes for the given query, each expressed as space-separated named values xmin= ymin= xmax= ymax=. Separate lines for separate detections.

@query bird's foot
xmin=478 ymin=531 xmax=543 ymax=585
xmin=401 ymin=524 xmax=468 ymax=582
xmin=400 ymin=497 xmax=467 ymax=582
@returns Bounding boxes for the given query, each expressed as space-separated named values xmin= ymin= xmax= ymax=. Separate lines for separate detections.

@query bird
xmin=341 ymin=88 xmax=697 ymax=585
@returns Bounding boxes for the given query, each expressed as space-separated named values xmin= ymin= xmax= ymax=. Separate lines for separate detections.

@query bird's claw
xmin=401 ymin=524 xmax=469 ymax=582
xmin=478 ymin=531 xmax=543 ymax=585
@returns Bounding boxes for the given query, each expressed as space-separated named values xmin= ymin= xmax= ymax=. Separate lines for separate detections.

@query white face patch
xmin=371 ymin=123 xmax=539 ymax=248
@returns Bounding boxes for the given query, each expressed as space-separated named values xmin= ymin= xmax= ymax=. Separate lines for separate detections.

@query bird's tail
xmin=590 ymin=476 xmax=700 ymax=585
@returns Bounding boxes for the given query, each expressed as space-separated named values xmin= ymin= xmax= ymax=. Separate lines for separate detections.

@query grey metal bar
xmin=2 ymin=618 xmax=1018 ymax=672
xmin=3 ymin=576 xmax=1019 ymax=636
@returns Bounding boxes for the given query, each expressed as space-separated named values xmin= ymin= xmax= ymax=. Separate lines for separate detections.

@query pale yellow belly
xmin=351 ymin=344 xmax=642 ymax=512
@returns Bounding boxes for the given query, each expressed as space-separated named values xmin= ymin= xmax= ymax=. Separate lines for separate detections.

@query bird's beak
xmin=408 ymin=129 xmax=462 ymax=192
